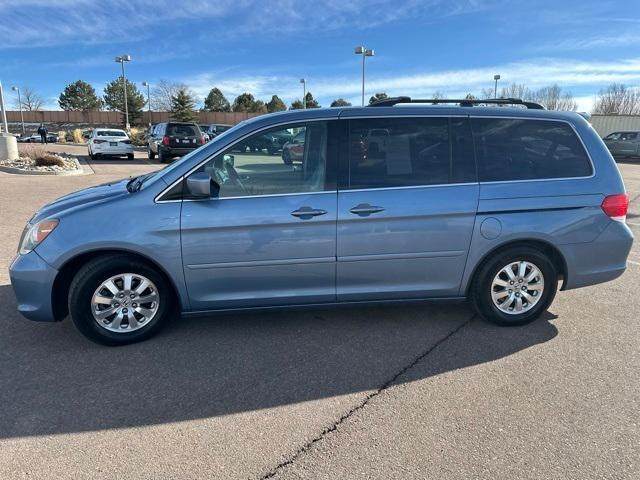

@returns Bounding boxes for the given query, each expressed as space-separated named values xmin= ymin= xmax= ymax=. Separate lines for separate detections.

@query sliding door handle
xmin=349 ymin=203 xmax=385 ymax=216
xmin=291 ymin=206 xmax=328 ymax=220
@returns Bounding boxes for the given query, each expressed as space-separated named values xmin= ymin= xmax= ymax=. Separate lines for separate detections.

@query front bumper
xmin=9 ymin=250 xmax=58 ymax=322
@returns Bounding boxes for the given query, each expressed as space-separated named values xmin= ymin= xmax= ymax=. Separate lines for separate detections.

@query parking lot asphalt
xmin=0 ymin=147 xmax=638 ymax=479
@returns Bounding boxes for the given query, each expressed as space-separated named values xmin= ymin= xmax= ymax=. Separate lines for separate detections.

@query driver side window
xmin=198 ymin=122 xmax=328 ymax=198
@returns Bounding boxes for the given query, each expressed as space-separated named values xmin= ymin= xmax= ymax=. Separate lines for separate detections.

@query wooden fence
xmin=5 ymin=110 xmax=262 ymax=126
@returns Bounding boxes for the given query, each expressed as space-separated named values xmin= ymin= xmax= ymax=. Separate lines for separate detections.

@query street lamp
xmin=141 ymin=81 xmax=151 ymax=124
xmin=115 ymin=54 xmax=132 ymax=130
xmin=299 ymin=78 xmax=306 ymax=109
xmin=11 ymin=86 xmax=24 ymax=134
xmin=493 ymin=74 xmax=501 ymax=98
xmin=355 ymin=46 xmax=375 ymax=106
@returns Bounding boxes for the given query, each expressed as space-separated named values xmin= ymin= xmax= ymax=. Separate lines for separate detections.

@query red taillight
xmin=162 ymin=135 xmax=170 ymax=146
xmin=601 ymin=194 xmax=629 ymax=222
xmin=93 ymin=139 xmax=105 ymax=144
xmin=199 ymin=136 xmax=206 ymax=145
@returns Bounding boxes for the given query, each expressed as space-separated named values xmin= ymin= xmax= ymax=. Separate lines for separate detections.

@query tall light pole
xmin=0 ymin=82 xmax=9 ymax=134
xmin=115 ymin=54 xmax=132 ymax=130
xmin=11 ymin=86 xmax=24 ymax=134
xmin=493 ymin=74 xmax=501 ymax=98
xmin=142 ymin=81 xmax=151 ymax=125
xmin=299 ymin=78 xmax=306 ymax=109
xmin=355 ymin=46 xmax=375 ymax=106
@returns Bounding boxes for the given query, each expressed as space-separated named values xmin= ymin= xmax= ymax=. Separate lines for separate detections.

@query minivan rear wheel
xmin=471 ymin=247 xmax=557 ymax=326
xmin=68 ymin=255 xmax=172 ymax=345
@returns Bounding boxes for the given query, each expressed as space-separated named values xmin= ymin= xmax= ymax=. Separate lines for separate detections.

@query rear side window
xmin=347 ymin=117 xmax=476 ymax=189
xmin=471 ymin=118 xmax=592 ymax=182
xmin=167 ymin=124 xmax=199 ymax=136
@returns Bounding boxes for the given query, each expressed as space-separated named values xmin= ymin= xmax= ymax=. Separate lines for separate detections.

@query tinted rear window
xmin=167 ymin=124 xmax=199 ymax=136
xmin=347 ymin=117 xmax=476 ymax=189
xmin=471 ymin=118 xmax=592 ymax=182
xmin=96 ymin=130 xmax=127 ymax=137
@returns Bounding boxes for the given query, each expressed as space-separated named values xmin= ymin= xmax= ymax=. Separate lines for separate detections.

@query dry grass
xmin=128 ymin=126 xmax=147 ymax=146
xmin=34 ymin=154 xmax=65 ymax=167
xmin=72 ymin=128 xmax=84 ymax=143
xmin=57 ymin=130 xmax=67 ymax=143
xmin=20 ymin=146 xmax=66 ymax=167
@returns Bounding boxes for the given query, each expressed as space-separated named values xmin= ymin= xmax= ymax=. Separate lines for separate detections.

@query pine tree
xmin=203 ymin=87 xmax=231 ymax=112
xmin=368 ymin=92 xmax=388 ymax=105
xmin=266 ymin=95 xmax=287 ymax=113
xmin=103 ymin=78 xmax=145 ymax=124
xmin=170 ymin=88 xmax=198 ymax=122
xmin=59 ymin=80 xmax=103 ymax=111
xmin=330 ymin=98 xmax=352 ymax=107
xmin=290 ymin=92 xmax=320 ymax=109
xmin=232 ymin=93 xmax=267 ymax=113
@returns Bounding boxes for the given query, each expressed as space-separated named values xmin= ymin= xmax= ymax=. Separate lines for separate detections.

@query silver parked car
xmin=603 ymin=131 xmax=640 ymax=158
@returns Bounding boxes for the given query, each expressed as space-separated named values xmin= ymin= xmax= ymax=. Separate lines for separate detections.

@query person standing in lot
xmin=37 ymin=124 xmax=48 ymax=144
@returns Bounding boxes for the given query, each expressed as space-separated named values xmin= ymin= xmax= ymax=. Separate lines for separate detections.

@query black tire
xmin=68 ymin=255 xmax=173 ymax=345
xmin=88 ymin=149 xmax=94 ymax=161
xmin=127 ymin=153 xmax=134 ymax=160
xmin=471 ymin=246 xmax=557 ymax=326
xmin=282 ymin=150 xmax=292 ymax=165
xmin=148 ymin=146 xmax=156 ymax=160
xmin=158 ymin=150 xmax=168 ymax=163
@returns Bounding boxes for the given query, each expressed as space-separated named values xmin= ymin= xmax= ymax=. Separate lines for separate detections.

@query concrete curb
xmin=0 ymin=157 xmax=93 ymax=176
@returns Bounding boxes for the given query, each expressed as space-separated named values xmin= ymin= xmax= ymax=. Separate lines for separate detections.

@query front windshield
xmin=139 ymin=123 xmax=243 ymax=189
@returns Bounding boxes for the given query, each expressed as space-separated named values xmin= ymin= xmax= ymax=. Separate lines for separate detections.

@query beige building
xmin=590 ymin=114 xmax=640 ymax=138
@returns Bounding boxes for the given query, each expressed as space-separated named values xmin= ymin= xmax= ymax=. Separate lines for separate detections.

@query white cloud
xmin=0 ymin=0 xmax=483 ymax=49
xmin=573 ymin=95 xmax=596 ymax=113
xmin=178 ymin=57 xmax=640 ymax=110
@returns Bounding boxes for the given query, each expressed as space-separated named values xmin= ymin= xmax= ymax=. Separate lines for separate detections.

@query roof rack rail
xmin=369 ymin=96 xmax=545 ymax=110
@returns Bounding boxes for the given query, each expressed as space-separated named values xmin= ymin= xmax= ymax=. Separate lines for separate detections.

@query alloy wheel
xmin=91 ymin=273 xmax=160 ymax=332
xmin=490 ymin=261 xmax=545 ymax=315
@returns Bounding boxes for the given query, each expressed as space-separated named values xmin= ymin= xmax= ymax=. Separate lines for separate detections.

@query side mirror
xmin=186 ymin=172 xmax=213 ymax=198
xmin=223 ymin=154 xmax=234 ymax=167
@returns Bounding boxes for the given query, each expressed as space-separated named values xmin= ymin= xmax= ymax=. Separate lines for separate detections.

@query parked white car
xmin=88 ymin=129 xmax=134 ymax=160
xmin=18 ymin=133 xmax=58 ymax=143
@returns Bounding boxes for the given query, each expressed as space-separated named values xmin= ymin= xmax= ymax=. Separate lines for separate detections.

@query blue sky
xmin=1 ymin=0 xmax=639 ymax=112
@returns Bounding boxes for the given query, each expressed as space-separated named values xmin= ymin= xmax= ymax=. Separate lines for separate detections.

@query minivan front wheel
xmin=472 ymin=247 xmax=557 ymax=326
xmin=68 ymin=255 xmax=172 ymax=345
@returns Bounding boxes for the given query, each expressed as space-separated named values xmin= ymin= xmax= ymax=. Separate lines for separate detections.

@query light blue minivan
xmin=9 ymin=97 xmax=634 ymax=345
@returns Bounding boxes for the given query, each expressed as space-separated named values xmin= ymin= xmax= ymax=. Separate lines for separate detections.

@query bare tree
xmin=532 ymin=84 xmax=577 ymax=111
xmin=592 ymin=83 xmax=640 ymax=115
xmin=152 ymin=79 xmax=188 ymax=111
xmin=431 ymin=90 xmax=445 ymax=100
xmin=480 ymin=87 xmax=495 ymax=99
xmin=13 ymin=86 xmax=44 ymax=111
xmin=500 ymin=83 xmax=532 ymax=100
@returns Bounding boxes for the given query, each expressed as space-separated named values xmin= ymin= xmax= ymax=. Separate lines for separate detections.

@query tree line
xmin=10 ymin=80 xmax=640 ymax=123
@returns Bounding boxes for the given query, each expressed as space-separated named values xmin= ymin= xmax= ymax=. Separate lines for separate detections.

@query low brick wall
xmin=5 ymin=110 xmax=262 ymax=126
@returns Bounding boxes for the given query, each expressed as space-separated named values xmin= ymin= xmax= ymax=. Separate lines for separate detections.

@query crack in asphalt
xmin=258 ymin=314 xmax=475 ymax=480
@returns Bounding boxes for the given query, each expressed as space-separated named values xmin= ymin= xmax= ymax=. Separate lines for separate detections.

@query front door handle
xmin=349 ymin=203 xmax=385 ymax=217
xmin=291 ymin=206 xmax=328 ymax=220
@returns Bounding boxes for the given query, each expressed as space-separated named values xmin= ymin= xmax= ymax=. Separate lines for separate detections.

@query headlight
xmin=19 ymin=219 xmax=59 ymax=255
